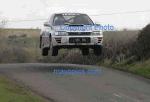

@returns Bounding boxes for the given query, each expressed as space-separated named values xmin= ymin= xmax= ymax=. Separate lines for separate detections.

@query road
xmin=0 ymin=63 xmax=150 ymax=102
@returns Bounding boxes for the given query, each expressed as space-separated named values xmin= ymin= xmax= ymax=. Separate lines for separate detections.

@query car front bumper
xmin=52 ymin=35 xmax=103 ymax=47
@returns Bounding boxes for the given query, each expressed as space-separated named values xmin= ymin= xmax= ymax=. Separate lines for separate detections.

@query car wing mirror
xmin=44 ymin=22 xmax=51 ymax=27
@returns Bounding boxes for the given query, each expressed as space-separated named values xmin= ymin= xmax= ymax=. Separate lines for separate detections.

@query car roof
xmin=53 ymin=13 xmax=87 ymax=15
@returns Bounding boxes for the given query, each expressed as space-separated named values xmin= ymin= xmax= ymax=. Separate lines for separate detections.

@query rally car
xmin=40 ymin=13 xmax=103 ymax=56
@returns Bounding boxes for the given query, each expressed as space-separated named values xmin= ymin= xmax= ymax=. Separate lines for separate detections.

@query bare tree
xmin=0 ymin=12 xmax=7 ymax=28
xmin=0 ymin=19 xmax=7 ymax=28
xmin=0 ymin=12 xmax=7 ymax=36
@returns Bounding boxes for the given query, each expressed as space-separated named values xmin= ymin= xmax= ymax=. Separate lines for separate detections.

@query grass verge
xmin=0 ymin=75 xmax=46 ymax=102
xmin=99 ymin=59 xmax=150 ymax=79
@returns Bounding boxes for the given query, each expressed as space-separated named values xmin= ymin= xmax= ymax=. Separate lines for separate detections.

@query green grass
xmin=128 ymin=60 xmax=150 ymax=78
xmin=100 ymin=59 xmax=150 ymax=79
xmin=0 ymin=75 xmax=45 ymax=102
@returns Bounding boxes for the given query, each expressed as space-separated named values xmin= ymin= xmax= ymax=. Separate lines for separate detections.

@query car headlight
xmin=55 ymin=31 xmax=68 ymax=36
xmin=92 ymin=31 xmax=103 ymax=35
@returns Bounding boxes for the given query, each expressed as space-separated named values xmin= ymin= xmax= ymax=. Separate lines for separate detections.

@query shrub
xmin=134 ymin=24 xmax=150 ymax=60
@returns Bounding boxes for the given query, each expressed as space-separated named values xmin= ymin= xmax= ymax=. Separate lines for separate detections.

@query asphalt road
xmin=0 ymin=63 xmax=150 ymax=102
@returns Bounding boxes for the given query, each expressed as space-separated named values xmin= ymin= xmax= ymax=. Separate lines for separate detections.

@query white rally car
xmin=40 ymin=13 xmax=103 ymax=56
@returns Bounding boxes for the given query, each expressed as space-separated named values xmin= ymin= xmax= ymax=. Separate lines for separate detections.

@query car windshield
xmin=53 ymin=14 xmax=94 ymax=26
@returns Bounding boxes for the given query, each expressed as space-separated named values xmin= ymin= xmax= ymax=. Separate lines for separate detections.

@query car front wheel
xmin=42 ymin=48 xmax=49 ymax=56
xmin=51 ymin=46 xmax=58 ymax=56
xmin=93 ymin=46 xmax=102 ymax=56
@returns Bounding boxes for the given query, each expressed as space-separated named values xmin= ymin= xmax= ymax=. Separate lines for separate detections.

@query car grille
xmin=68 ymin=32 xmax=91 ymax=36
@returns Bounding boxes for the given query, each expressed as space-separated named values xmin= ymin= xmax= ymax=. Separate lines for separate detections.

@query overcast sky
xmin=0 ymin=0 xmax=150 ymax=29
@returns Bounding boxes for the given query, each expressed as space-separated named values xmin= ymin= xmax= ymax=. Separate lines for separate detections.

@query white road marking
xmin=113 ymin=93 xmax=122 ymax=98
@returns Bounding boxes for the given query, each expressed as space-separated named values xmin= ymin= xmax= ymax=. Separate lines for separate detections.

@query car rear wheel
xmin=82 ymin=48 xmax=89 ymax=56
xmin=39 ymin=35 xmax=42 ymax=48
